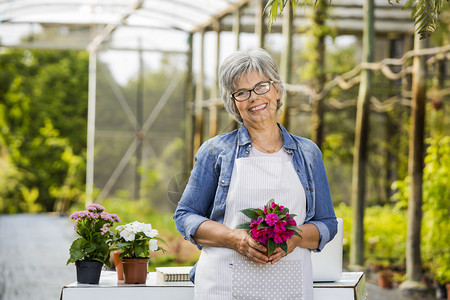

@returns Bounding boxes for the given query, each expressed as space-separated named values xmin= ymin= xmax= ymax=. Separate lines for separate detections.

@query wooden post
xmin=255 ymin=0 xmax=265 ymax=48
xmin=233 ymin=8 xmax=241 ymax=50
xmin=310 ymin=0 xmax=327 ymax=149
xmin=230 ymin=6 xmax=243 ymax=131
xmin=209 ymin=21 xmax=221 ymax=138
xmin=350 ymin=0 xmax=374 ymax=268
xmin=184 ymin=33 xmax=194 ymax=172
xmin=279 ymin=0 xmax=293 ymax=129
xmin=193 ymin=30 xmax=205 ymax=155
xmin=400 ymin=31 xmax=428 ymax=291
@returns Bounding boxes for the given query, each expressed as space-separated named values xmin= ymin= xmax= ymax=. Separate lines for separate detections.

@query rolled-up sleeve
xmin=173 ymin=141 xmax=218 ymax=248
xmin=307 ymin=149 xmax=337 ymax=251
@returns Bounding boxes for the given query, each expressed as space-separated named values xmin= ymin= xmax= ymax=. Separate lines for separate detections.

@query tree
xmin=0 ymin=49 xmax=88 ymax=213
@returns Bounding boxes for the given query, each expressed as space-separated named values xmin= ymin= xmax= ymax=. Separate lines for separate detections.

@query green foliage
xmin=422 ymin=135 xmax=450 ymax=284
xmin=391 ymin=0 xmax=448 ymax=39
xmin=334 ymin=203 xmax=407 ymax=268
xmin=264 ymin=0 xmax=299 ymax=32
xmin=0 ymin=49 xmax=88 ymax=213
xmin=390 ymin=135 xmax=450 ymax=282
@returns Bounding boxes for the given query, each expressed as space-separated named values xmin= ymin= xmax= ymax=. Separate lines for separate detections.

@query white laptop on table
xmin=311 ymin=218 xmax=344 ymax=282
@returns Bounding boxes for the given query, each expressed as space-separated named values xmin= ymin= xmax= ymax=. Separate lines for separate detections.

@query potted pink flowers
xmin=236 ymin=199 xmax=302 ymax=257
xmin=67 ymin=204 xmax=120 ymax=284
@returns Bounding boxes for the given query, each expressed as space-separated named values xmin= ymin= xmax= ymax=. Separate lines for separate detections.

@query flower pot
xmin=446 ymin=283 xmax=450 ymax=300
xmin=377 ymin=270 xmax=394 ymax=289
xmin=122 ymin=258 xmax=149 ymax=284
xmin=75 ymin=260 xmax=103 ymax=284
xmin=112 ymin=250 xmax=124 ymax=280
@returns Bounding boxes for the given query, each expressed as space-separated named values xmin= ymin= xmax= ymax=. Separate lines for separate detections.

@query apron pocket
xmin=231 ymin=258 xmax=304 ymax=300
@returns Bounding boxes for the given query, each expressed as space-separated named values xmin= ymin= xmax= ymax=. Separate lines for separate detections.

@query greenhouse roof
xmin=0 ymin=0 xmax=415 ymax=53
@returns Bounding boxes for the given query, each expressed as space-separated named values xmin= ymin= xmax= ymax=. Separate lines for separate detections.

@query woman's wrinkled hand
xmin=230 ymin=229 xmax=269 ymax=264
xmin=267 ymin=234 xmax=301 ymax=264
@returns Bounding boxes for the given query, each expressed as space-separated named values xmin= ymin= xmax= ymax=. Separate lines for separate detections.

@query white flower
xmin=115 ymin=225 xmax=125 ymax=231
xmin=142 ymin=223 xmax=158 ymax=238
xmin=120 ymin=228 xmax=135 ymax=241
xmin=129 ymin=221 xmax=145 ymax=233
xmin=149 ymin=239 xmax=158 ymax=251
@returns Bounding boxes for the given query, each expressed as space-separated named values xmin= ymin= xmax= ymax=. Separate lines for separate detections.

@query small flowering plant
xmin=111 ymin=221 xmax=167 ymax=259
xmin=67 ymin=204 xmax=121 ymax=266
xmin=236 ymin=199 xmax=302 ymax=257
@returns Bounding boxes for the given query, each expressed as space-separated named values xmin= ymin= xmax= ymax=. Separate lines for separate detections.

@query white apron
xmin=194 ymin=147 xmax=314 ymax=300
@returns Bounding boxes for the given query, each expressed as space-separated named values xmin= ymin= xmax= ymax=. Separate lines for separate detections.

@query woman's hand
xmin=267 ymin=235 xmax=301 ymax=264
xmin=267 ymin=223 xmax=320 ymax=264
xmin=229 ymin=229 xmax=269 ymax=264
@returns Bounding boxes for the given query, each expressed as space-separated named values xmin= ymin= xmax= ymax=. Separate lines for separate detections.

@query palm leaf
xmin=404 ymin=0 xmax=444 ymax=39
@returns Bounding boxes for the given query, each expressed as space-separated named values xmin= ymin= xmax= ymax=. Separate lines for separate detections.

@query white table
xmin=61 ymin=271 xmax=367 ymax=300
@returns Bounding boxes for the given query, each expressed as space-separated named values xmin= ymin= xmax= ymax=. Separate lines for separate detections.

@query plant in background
xmin=67 ymin=204 xmax=120 ymax=266
xmin=422 ymin=135 xmax=450 ymax=284
xmin=236 ymin=199 xmax=302 ymax=257
xmin=112 ymin=221 xmax=167 ymax=258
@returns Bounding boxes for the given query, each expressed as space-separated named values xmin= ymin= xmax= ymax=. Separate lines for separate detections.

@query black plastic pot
xmin=75 ymin=260 xmax=103 ymax=284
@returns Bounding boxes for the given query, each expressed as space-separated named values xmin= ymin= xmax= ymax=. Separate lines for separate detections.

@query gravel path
xmin=0 ymin=214 xmax=76 ymax=300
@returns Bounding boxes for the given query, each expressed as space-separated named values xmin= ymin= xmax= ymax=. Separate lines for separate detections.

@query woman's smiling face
xmin=234 ymin=71 xmax=280 ymax=126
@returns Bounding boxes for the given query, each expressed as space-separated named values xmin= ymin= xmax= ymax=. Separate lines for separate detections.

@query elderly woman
xmin=174 ymin=48 xmax=337 ymax=299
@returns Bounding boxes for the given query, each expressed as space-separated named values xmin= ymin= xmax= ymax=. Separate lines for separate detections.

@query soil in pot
xmin=75 ymin=260 xmax=103 ymax=284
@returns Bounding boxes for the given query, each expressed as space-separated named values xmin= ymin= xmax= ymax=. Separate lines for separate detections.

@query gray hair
xmin=218 ymin=48 xmax=284 ymax=123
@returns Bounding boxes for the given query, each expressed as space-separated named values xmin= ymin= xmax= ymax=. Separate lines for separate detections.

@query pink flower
xmin=265 ymin=213 xmax=279 ymax=226
xmin=89 ymin=212 xmax=99 ymax=219
xmin=274 ymin=221 xmax=286 ymax=233
xmin=273 ymin=233 xmax=284 ymax=244
xmin=87 ymin=204 xmax=105 ymax=213
xmin=250 ymin=217 xmax=263 ymax=228
xmin=287 ymin=218 xmax=297 ymax=226
xmin=280 ymin=230 xmax=294 ymax=242
xmin=100 ymin=225 xmax=110 ymax=235
xmin=110 ymin=214 xmax=121 ymax=223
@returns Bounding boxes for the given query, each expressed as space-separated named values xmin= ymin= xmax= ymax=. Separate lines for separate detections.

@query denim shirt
xmin=174 ymin=123 xmax=337 ymax=266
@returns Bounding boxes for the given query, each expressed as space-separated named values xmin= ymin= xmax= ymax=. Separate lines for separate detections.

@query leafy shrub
xmin=389 ymin=135 xmax=450 ymax=283
xmin=334 ymin=203 xmax=407 ymax=268
xmin=422 ymin=136 xmax=450 ymax=284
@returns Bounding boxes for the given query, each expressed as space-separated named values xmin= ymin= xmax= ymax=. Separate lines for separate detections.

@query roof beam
xmin=189 ymin=0 xmax=252 ymax=33
xmin=87 ymin=0 xmax=143 ymax=52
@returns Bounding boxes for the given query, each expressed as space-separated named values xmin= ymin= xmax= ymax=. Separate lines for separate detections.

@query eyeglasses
xmin=231 ymin=80 xmax=274 ymax=102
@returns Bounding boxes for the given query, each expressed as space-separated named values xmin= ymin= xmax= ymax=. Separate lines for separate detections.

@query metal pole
xmin=135 ymin=41 xmax=144 ymax=200
xmin=86 ymin=49 xmax=97 ymax=206
xmin=193 ymin=30 xmax=205 ymax=154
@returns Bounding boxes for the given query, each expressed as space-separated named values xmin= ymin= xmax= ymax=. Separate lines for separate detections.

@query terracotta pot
xmin=75 ymin=260 xmax=103 ymax=284
xmin=377 ymin=270 xmax=394 ymax=289
xmin=122 ymin=258 xmax=149 ymax=284
xmin=112 ymin=250 xmax=124 ymax=280
xmin=446 ymin=283 xmax=450 ymax=300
